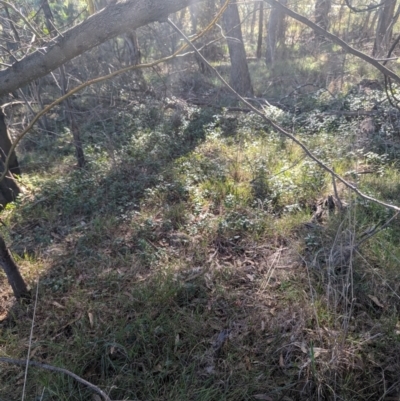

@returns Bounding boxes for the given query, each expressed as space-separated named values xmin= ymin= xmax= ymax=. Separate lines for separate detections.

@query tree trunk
xmin=373 ymin=0 xmax=396 ymax=57
xmin=0 ymin=110 xmax=21 ymax=206
xmin=190 ymin=3 xmax=199 ymax=34
xmin=256 ymin=2 xmax=264 ymax=59
xmin=314 ymin=0 xmax=331 ymax=31
xmin=220 ymin=0 xmax=253 ymax=97
xmin=0 ymin=0 xmax=205 ymax=97
xmin=265 ymin=0 xmax=287 ymax=64
xmin=59 ymin=66 xmax=86 ymax=168
xmin=0 ymin=235 xmax=29 ymax=299
xmin=250 ymin=2 xmax=258 ymax=44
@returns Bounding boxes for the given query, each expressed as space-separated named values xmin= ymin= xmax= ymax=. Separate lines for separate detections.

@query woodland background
xmin=1 ymin=0 xmax=400 ymax=400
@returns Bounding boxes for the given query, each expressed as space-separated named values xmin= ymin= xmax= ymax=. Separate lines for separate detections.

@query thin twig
xmin=357 ymin=211 xmax=400 ymax=247
xmin=0 ymin=0 xmax=42 ymax=39
xmin=0 ymin=357 xmax=112 ymax=401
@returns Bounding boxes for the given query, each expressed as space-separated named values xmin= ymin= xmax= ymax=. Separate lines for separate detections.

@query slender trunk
xmin=314 ymin=0 xmax=331 ymax=31
xmin=265 ymin=0 xmax=287 ymax=64
xmin=250 ymin=2 xmax=258 ymax=44
xmin=0 ymin=235 xmax=29 ymax=299
xmin=373 ymin=0 xmax=396 ymax=57
xmin=256 ymin=2 xmax=264 ymax=59
xmin=0 ymin=109 xmax=21 ymax=180
xmin=60 ymin=66 xmax=86 ymax=168
xmin=220 ymin=0 xmax=253 ymax=96
xmin=124 ymin=29 xmax=148 ymax=91
xmin=190 ymin=4 xmax=198 ymax=34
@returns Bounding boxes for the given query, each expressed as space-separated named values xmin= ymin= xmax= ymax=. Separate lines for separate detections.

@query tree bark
xmin=0 ymin=0 xmax=204 ymax=97
xmin=0 ymin=110 xmax=21 ymax=205
xmin=0 ymin=235 xmax=29 ymax=299
xmin=250 ymin=2 xmax=258 ymax=44
xmin=256 ymin=2 xmax=264 ymax=59
xmin=373 ymin=0 xmax=396 ymax=57
xmin=314 ymin=0 xmax=331 ymax=31
xmin=220 ymin=0 xmax=253 ymax=96
xmin=265 ymin=0 xmax=287 ymax=64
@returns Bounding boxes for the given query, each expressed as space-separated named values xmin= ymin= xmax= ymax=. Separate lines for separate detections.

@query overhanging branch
xmin=263 ymin=0 xmax=400 ymax=85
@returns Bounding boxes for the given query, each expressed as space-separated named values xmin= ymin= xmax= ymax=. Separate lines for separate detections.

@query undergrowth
xmin=1 ymin=87 xmax=400 ymax=400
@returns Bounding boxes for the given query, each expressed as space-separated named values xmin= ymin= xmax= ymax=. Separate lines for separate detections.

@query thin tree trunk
xmin=60 ymin=66 xmax=86 ymax=168
xmin=0 ymin=235 xmax=28 ymax=299
xmin=314 ymin=0 xmax=331 ymax=31
xmin=0 ymin=109 xmax=20 ymax=179
xmin=250 ymin=2 xmax=258 ymax=44
xmin=265 ymin=0 xmax=287 ymax=64
xmin=220 ymin=0 xmax=253 ymax=96
xmin=256 ymin=2 xmax=264 ymax=59
xmin=190 ymin=3 xmax=199 ymax=34
xmin=373 ymin=0 xmax=396 ymax=57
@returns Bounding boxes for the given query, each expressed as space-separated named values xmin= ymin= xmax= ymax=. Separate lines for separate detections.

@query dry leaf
xmin=279 ymin=353 xmax=285 ymax=367
xmin=246 ymin=274 xmax=255 ymax=282
xmin=368 ymin=295 xmax=384 ymax=308
xmin=51 ymin=301 xmax=65 ymax=309
xmin=313 ymin=348 xmax=327 ymax=358
xmin=88 ymin=312 xmax=94 ymax=328
xmin=300 ymin=343 xmax=308 ymax=354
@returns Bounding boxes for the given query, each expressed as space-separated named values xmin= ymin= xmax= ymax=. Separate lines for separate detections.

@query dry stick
xmin=0 ymin=0 xmax=230 ymax=184
xmin=0 ymin=357 xmax=111 ymax=401
xmin=21 ymin=278 xmax=39 ymax=401
xmin=356 ymin=211 xmax=400 ymax=248
xmin=166 ymin=18 xmax=400 ymax=213
xmin=263 ymin=0 xmax=400 ymax=85
xmin=0 ymin=0 xmax=43 ymax=40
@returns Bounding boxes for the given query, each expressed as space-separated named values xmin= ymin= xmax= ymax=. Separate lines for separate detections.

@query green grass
xmin=1 ymin=86 xmax=400 ymax=400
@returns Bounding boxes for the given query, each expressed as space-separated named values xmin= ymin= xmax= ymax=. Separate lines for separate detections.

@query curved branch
xmin=0 ymin=357 xmax=111 ymax=401
xmin=263 ymin=0 xmax=400 ymax=85
xmin=344 ymin=0 xmax=386 ymax=13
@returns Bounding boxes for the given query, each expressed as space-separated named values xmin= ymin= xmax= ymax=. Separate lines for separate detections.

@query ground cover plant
xmin=1 ymin=79 xmax=400 ymax=400
xmin=2 ymin=1 xmax=400 ymax=399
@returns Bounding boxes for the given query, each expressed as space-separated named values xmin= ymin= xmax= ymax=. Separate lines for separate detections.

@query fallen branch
xmin=0 ymin=357 xmax=112 ymax=401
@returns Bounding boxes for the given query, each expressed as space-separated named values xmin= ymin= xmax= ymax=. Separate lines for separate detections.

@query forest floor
xmin=2 ymin=64 xmax=400 ymax=400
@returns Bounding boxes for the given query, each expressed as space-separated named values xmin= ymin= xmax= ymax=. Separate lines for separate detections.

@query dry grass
xmin=1 ymin=88 xmax=400 ymax=401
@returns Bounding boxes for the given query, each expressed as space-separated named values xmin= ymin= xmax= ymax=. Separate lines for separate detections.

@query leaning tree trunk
xmin=373 ymin=0 xmax=397 ymax=57
xmin=0 ymin=235 xmax=29 ymax=299
xmin=220 ymin=0 xmax=253 ymax=96
xmin=265 ymin=0 xmax=287 ymax=64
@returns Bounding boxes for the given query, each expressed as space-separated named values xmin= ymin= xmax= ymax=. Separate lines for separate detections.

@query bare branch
xmin=0 ymin=0 xmax=230 ymax=183
xmin=0 ymin=357 xmax=111 ymax=401
xmin=0 ymin=0 xmax=43 ymax=39
xmin=344 ymin=0 xmax=386 ymax=13
xmin=263 ymin=0 xmax=400 ymax=85
xmin=0 ymin=0 xmax=206 ymax=96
